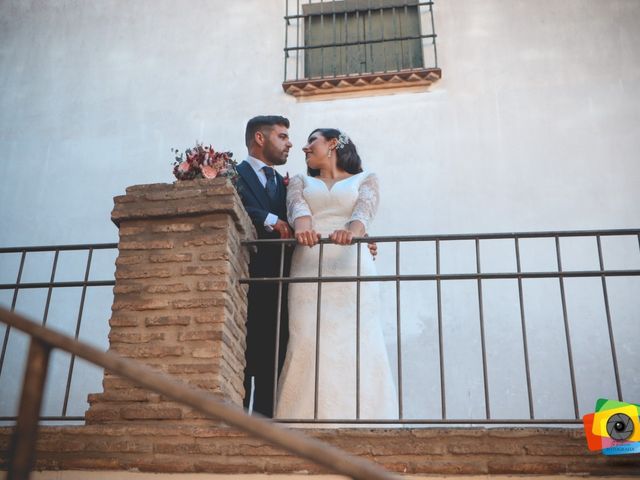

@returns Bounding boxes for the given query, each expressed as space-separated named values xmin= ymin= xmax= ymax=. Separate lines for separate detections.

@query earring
xmin=327 ymin=148 xmax=332 ymax=158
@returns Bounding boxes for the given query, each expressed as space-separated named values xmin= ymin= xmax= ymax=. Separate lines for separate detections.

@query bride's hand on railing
xmin=330 ymin=220 xmax=367 ymax=246
xmin=294 ymin=216 xmax=320 ymax=247
xmin=328 ymin=230 xmax=377 ymax=258
xmin=329 ymin=229 xmax=354 ymax=245
xmin=295 ymin=229 xmax=321 ymax=247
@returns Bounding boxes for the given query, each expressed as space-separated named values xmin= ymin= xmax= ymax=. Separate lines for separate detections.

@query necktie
xmin=263 ymin=166 xmax=277 ymax=201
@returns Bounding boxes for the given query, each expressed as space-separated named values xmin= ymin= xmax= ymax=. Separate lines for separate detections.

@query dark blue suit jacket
xmin=236 ymin=160 xmax=287 ymax=242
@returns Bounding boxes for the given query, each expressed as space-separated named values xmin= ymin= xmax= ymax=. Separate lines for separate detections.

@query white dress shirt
xmin=245 ymin=155 xmax=279 ymax=229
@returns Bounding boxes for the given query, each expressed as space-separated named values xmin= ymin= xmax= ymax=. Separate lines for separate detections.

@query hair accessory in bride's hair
xmin=336 ymin=131 xmax=350 ymax=149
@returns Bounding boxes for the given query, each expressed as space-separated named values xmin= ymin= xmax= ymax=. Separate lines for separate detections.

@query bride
xmin=275 ymin=128 xmax=397 ymax=421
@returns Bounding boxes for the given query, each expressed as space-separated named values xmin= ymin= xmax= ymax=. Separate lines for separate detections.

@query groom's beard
xmin=265 ymin=149 xmax=289 ymax=166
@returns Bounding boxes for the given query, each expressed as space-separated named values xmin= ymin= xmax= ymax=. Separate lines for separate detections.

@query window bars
xmin=282 ymin=0 xmax=440 ymax=95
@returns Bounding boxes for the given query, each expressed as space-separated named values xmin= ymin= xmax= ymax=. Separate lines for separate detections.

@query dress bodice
xmin=286 ymin=172 xmax=379 ymax=234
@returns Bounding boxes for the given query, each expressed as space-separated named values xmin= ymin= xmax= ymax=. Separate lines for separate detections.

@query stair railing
xmin=0 ymin=306 xmax=399 ymax=480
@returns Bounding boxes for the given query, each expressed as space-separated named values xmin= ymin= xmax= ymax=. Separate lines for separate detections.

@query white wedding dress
xmin=275 ymin=172 xmax=397 ymax=421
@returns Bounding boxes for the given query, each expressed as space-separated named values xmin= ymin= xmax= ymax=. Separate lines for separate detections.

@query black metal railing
xmin=283 ymin=0 xmax=438 ymax=81
xmin=1 ymin=229 xmax=638 ymax=426
xmin=0 ymin=243 xmax=117 ymax=423
xmin=241 ymin=229 xmax=640 ymax=425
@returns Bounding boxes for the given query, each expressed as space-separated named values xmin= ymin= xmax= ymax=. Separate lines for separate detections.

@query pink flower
xmin=201 ymin=165 xmax=217 ymax=179
xmin=178 ymin=161 xmax=190 ymax=172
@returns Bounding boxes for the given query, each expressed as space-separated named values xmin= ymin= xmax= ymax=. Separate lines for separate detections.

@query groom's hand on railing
xmin=273 ymin=219 xmax=293 ymax=239
xmin=365 ymin=233 xmax=378 ymax=259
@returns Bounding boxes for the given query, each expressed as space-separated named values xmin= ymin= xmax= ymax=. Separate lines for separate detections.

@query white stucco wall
xmin=0 ymin=0 xmax=638 ymax=422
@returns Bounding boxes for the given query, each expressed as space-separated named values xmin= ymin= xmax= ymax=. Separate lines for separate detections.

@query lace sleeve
xmin=348 ymin=172 xmax=379 ymax=230
xmin=286 ymin=174 xmax=312 ymax=225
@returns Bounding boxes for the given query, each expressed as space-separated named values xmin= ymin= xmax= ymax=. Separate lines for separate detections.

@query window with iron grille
xmin=283 ymin=0 xmax=440 ymax=97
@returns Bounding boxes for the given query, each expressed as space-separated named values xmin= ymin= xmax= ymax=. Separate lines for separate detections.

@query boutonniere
xmin=283 ymin=172 xmax=290 ymax=187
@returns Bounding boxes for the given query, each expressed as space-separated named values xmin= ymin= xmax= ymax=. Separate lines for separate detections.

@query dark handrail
xmin=0 ymin=243 xmax=117 ymax=254
xmin=241 ymin=228 xmax=640 ymax=245
xmin=0 ymin=307 xmax=399 ymax=480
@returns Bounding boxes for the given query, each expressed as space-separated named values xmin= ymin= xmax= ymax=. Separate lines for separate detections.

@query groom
xmin=236 ymin=115 xmax=293 ymax=417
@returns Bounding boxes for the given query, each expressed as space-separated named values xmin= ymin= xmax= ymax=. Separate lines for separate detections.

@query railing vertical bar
xmin=436 ymin=239 xmax=445 ymax=419
xmin=404 ymin=1 xmax=411 ymax=69
xmin=356 ymin=8 xmax=362 ymax=74
xmin=555 ymin=236 xmax=579 ymax=419
xmin=42 ymin=250 xmax=60 ymax=327
xmin=367 ymin=7 xmax=373 ymax=75
xmin=340 ymin=2 xmax=350 ymax=78
xmin=7 ymin=337 xmax=51 ymax=480
xmin=379 ymin=5 xmax=388 ymax=73
xmin=296 ymin=0 xmax=301 ymax=80
xmin=314 ymin=242 xmax=324 ymax=420
xmin=284 ymin=0 xmax=290 ymax=80
xmin=272 ymin=242 xmax=287 ymax=413
xmin=515 ymin=237 xmax=535 ymax=419
xmin=0 ymin=250 xmax=26 ymax=377
xmin=336 ymin=2 xmax=340 ymax=78
xmin=393 ymin=6 xmax=400 ymax=72
xmin=343 ymin=6 xmax=347 ymax=77
xmin=475 ymin=239 xmax=490 ymax=419
xmin=61 ymin=247 xmax=93 ymax=416
xmin=429 ymin=0 xmax=438 ymax=68
xmin=356 ymin=242 xmax=361 ymax=420
xmin=320 ymin=0 xmax=326 ymax=78
xmin=395 ymin=240 xmax=403 ymax=419
xmin=596 ymin=235 xmax=623 ymax=401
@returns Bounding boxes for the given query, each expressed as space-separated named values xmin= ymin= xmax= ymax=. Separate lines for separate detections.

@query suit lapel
xmin=238 ymin=161 xmax=270 ymax=209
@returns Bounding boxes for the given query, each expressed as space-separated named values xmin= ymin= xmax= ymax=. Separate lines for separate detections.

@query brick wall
xmin=85 ymin=178 xmax=254 ymax=424
xmin=1 ymin=426 xmax=638 ymax=475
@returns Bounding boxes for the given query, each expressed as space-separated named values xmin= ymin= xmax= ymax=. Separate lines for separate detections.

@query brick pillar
xmin=85 ymin=178 xmax=255 ymax=424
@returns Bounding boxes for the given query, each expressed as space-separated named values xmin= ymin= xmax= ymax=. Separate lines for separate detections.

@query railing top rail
xmin=0 ymin=243 xmax=118 ymax=254
xmin=242 ymin=228 xmax=640 ymax=245
xmin=1 ymin=229 xmax=636 ymax=251
xmin=0 ymin=280 xmax=115 ymax=290
xmin=0 ymin=307 xmax=399 ymax=480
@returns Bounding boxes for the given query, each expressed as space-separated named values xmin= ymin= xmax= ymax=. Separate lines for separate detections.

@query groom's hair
xmin=307 ymin=128 xmax=363 ymax=177
xmin=245 ymin=115 xmax=290 ymax=147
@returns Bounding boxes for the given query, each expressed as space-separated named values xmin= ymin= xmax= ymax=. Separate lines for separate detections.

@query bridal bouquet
xmin=172 ymin=143 xmax=238 ymax=182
